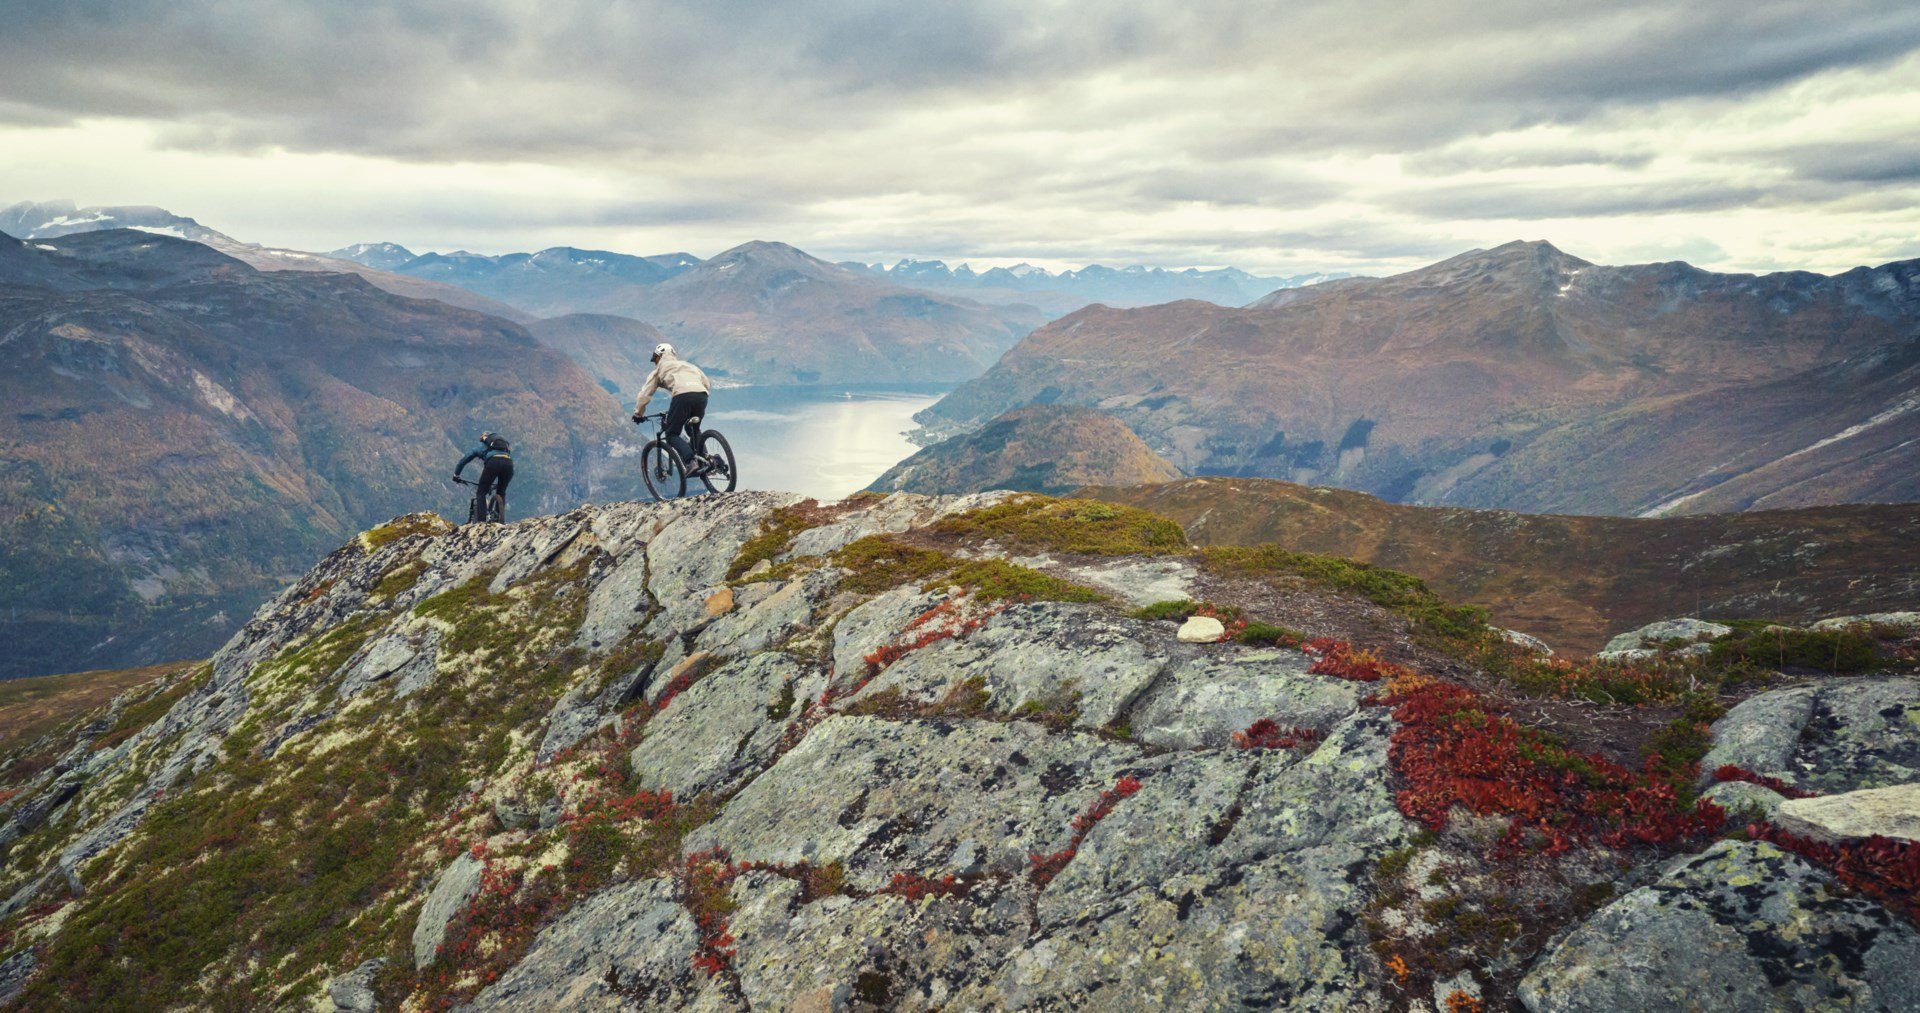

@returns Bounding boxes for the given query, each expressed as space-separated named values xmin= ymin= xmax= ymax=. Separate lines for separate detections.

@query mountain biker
xmin=453 ymin=431 xmax=513 ymax=522
xmin=631 ymin=343 xmax=713 ymax=475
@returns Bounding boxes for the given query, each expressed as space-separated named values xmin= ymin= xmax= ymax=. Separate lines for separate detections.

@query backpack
xmin=486 ymin=435 xmax=511 ymax=453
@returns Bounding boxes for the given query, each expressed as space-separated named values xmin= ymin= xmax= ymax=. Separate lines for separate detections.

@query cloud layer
xmin=1 ymin=0 xmax=1916 ymax=274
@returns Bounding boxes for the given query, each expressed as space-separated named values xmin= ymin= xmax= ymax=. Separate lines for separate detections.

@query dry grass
xmin=0 ymin=659 xmax=201 ymax=751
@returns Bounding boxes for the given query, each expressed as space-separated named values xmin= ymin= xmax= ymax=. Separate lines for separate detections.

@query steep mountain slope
xmin=845 ymin=258 xmax=1349 ymax=313
xmin=919 ymin=241 xmax=1920 ymax=516
xmin=0 ymin=229 xmax=639 ymax=678
xmin=1087 ymin=477 xmax=1920 ymax=652
xmin=527 ymin=313 xmax=671 ymax=398
xmin=868 ymin=404 xmax=1182 ymax=495
xmin=0 ymin=492 xmax=1912 ymax=1010
xmin=1 ymin=200 xmax=530 ymax=321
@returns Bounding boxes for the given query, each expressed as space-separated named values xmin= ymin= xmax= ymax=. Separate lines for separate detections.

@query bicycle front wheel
xmin=641 ymin=441 xmax=687 ymax=501
xmin=696 ymin=431 xmax=738 ymax=493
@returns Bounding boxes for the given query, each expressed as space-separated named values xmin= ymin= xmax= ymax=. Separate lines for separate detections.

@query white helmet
xmin=651 ymin=342 xmax=674 ymax=363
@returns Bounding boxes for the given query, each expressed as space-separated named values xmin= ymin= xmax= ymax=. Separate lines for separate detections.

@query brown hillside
xmin=868 ymin=404 xmax=1182 ymax=495
xmin=1085 ymin=477 xmax=1920 ymax=652
xmin=924 ymin=242 xmax=1920 ymax=516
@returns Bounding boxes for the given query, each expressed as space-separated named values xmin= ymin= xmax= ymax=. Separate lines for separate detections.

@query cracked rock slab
xmin=1125 ymin=649 xmax=1365 ymax=751
xmin=1773 ymin=782 xmax=1920 ymax=844
xmin=1701 ymin=677 xmax=1919 ymax=793
xmin=686 ymin=716 xmax=1145 ymax=890
xmin=413 ymin=852 xmax=484 ymax=969
xmin=1518 ymin=840 xmax=1920 ymax=1012
xmin=630 ymin=653 xmax=824 ymax=798
xmin=852 ymin=602 xmax=1179 ymax=729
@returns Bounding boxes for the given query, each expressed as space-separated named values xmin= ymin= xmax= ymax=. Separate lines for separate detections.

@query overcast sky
xmin=2 ymin=0 xmax=1918 ymax=275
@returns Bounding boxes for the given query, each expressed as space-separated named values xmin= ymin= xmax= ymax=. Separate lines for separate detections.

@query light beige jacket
xmin=634 ymin=350 xmax=710 ymax=408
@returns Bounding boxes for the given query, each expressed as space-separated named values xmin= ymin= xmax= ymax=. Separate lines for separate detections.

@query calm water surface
xmin=690 ymin=384 xmax=951 ymax=500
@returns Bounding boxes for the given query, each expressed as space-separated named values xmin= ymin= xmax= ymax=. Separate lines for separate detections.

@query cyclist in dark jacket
xmin=454 ymin=431 xmax=514 ymax=521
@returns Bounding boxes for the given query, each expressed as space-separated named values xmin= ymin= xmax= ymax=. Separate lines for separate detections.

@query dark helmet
xmin=480 ymin=430 xmax=494 ymax=444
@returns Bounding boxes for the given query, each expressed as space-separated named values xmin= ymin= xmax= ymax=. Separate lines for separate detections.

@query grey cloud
xmin=1403 ymin=146 xmax=1658 ymax=177
xmin=1773 ymin=141 xmax=1920 ymax=183
xmin=1390 ymin=181 xmax=1770 ymax=220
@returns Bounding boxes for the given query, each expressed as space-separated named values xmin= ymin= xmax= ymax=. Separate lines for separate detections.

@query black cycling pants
xmin=477 ymin=457 xmax=513 ymax=516
xmin=664 ymin=391 xmax=708 ymax=465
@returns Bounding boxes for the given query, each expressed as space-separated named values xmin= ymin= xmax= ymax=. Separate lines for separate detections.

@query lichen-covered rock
xmin=1773 ymin=782 xmax=1920 ymax=844
xmin=325 ymin=957 xmax=386 ymax=1013
xmin=687 ymin=716 xmax=1145 ymax=889
xmin=987 ymin=713 xmax=1407 ymax=1011
xmin=1519 ymin=840 xmax=1920 ymax=1012
xmin=1126 ymin=650 xmax=1365 ymax=750
xmin=0 ymin=950 xmax=35 ymax=1007
xmin=630 ymin=653 xmax=823 ymax=798
xmin=1053 ymin=556 xmax=1198 ymax=607
xmin=726 ymin=871 xmax=1031 ymax=1011
xmin=1701 ymin=677 xmax=1919 ymax=793
xmin=412 ymin=852 xmax=484 ymax=969
xmin=694 ymin=568 xmax=838 ymax=659
xmin=1498 ymin=627 xmax=1554 ymax=655
xmin=467 ymin=877 xmax=716 ymax=1010
xmin=829 ymin=585 xmax=951 ymax=685
xmin=1700 ymin=780 xmax=1787 ymax=821
xmin=1813 ymin=611 xmax=1920 ymax=633
xmin=1600 ymin=617 xmax=1733 ymax=653
xmin=785 ymin=491 xmax=1014 ymax=560
xmin=851 ymin=602 xmax=1177 ymax=729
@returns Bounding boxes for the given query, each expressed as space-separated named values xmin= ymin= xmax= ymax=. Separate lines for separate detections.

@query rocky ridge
xmin=0 ymin=492 xmax=1914 ymax=1010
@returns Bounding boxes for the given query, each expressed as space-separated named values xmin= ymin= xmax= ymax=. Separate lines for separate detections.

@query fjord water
xmin=690 ymin=384 xmax=952 ymax=500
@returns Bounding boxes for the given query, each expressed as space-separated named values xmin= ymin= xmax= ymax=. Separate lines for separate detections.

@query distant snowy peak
xmin=845 ymin=256 xmax=1351 ymax=307
xmin=327 ymin=242 xmax=417 ymax=271
xmin=0 ymin=199 xmax=228 ymax=244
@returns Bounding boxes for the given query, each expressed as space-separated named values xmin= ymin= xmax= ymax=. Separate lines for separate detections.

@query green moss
xmin=1236 ymin=621 xmax=1305 ymax=646
xmin=934 ymin=495 xmax=1186 ymax=556
xmin=832 ymin=537 xmax=955 ymax=595
xmin=1202 ymin=545 xmax=1489 ymax=648
xmin=1131 ymin=599 xmax=1201 ymax=621
xmin=371 ymin=560 xmax=427 ymax=602
xmin=942 ymin=559 xmax=1107 ymax=603
xmin=728 ymin=503 xmax=819 ymax=581
xmin=1708 ymin=625 xmax=1881 ymax=673
xmin=361 ymin=514 xmax=448 ymax=553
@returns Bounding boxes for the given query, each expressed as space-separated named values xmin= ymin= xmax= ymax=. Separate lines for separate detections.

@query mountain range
xmin=0 ymin=227 xmax=640 ymax=679
xmin=0 ymin=200 xmax=530 ymax=321
xmin=328 ymin=238 xmax=1046 ymax=384
xmin=918 ymin=240 xmax=1920 ymax=516
xmin=839 ymin=259 xmax=1348 ymax=314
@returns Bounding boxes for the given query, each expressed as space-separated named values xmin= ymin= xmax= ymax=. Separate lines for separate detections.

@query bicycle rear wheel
xmin=489 ymin=495 xmax=506 ymax=523
xmin=696 ymin=431 xmax=738 ymax=493
xmin=641 ymin=442 xmax=687 ymax=501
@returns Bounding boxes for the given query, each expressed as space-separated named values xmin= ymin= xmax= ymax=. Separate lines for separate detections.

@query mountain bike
xmin=452 ymin=476 xmax=505 ymax=524
xmin=634 ymin=412 xmax=737 ymax=501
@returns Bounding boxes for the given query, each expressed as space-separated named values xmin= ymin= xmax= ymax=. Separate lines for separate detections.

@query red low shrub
xmin=1750 ymin=822 xmax=1920 ymax=924
xmin=1231 ymin=718 xmax=1323 ymax=751
xmin=1712 ymin=764 xmax=1818 ymax=799
xmin=1030 ymin=774 xmax=1145 ymax=887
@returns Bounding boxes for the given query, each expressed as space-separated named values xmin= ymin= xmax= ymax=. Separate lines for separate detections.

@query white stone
xmin=1176 ymin=615 xmax=1227 ymax=643
xmin=1601 ymin=617 xmax=1732 ymax=654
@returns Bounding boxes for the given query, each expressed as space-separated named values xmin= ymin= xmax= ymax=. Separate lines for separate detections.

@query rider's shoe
xmin=687 ymin=455 xmax=714 ymax=477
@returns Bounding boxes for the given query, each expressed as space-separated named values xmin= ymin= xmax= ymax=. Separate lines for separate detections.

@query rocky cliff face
xmin=869 ymin=405 xmax=1183 ymax=496
xmin=0 ymin=491 xmax=1914 ymax=1011
xmin=919 ymin=241 xmax=1920 ymax=517
xmin=0 ymin=229 xmax=641 ymax=677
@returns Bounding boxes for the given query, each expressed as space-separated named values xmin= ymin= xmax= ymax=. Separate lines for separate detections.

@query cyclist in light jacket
xmin=631 ymin=343 xmax=714 ymax=474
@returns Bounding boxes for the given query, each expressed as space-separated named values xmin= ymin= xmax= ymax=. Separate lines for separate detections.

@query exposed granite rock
xmin=412 ymin=852 xmax=484 ymax=969
xmin=687 ymin=716 xmax=1145 ymax=890
xmin=467 ymin=877 xmax=717 ymax=1010
xmin=1700 ymin=780 xmax=1788 ymax=821
xmin=1600 ymin=617 xmax=1733 ymax=653
xmin=1774 ymin=783 xmax=1920 ymax=844
xmin=1701 ymin=677 xmax=1919 ymax=793
xmin=1813 ymin=611 xmax=1920 ymax=633
xmin=630 ymin=653 xmax=824 ymax=798
xmin=325 ymin=957 xmax=387 ymax=1013
xmin=1519 ymin=840 xmax=1920 ymax=1012
xmin=1126 ymin=650 xmax=1365 ymax=751
xmin=850 ymin=601 xmax=1177 ymax=729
